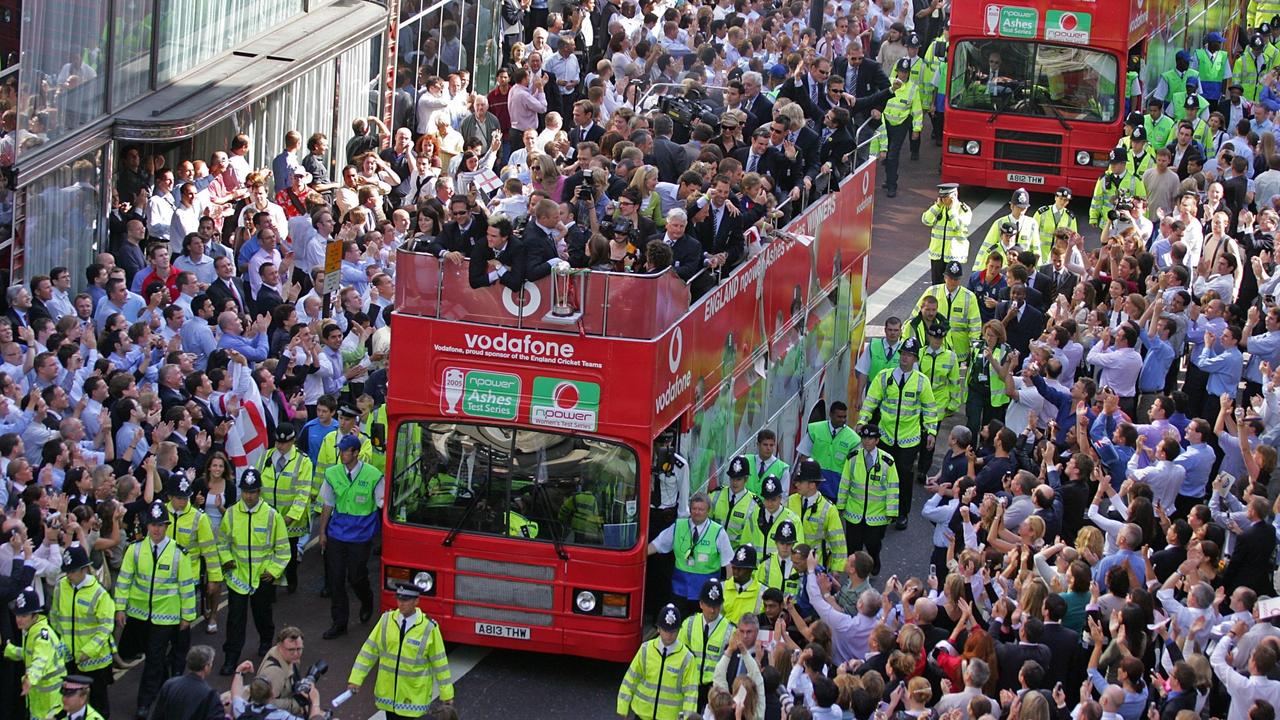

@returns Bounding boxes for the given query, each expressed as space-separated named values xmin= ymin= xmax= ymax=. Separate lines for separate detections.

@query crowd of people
xmin=12 ymin=0 xmax=1280 ymax=720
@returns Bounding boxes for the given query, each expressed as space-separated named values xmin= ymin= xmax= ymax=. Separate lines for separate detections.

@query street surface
xmin=111 ymin=131 xmax=1081 ymax=720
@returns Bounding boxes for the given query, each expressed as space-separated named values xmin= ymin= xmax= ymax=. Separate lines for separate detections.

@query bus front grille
xmin=995 ymin=130 xmax=1063 ymax=144
xmin=457 ymin=557 xmax=555 ymax=581
xmin=455 ymin=603 xmax=554 ymax=626
xmin=994 ymin=142 xmax=1061 ymax=166
xmin=455 ymin=574 xmax=554 ymax=609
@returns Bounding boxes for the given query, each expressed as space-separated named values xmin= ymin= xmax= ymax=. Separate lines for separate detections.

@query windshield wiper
xmin=529 ymin=481 xmax=569 ymax=560
xmin=443 ymin=464 xmax=492 ymax=547
xmin=1043 ymin=100 xmax=1072 ymax=133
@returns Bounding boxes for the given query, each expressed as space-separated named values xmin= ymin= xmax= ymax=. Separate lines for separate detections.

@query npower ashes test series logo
xmin=530 ymin=377 xmax=600 ymax=431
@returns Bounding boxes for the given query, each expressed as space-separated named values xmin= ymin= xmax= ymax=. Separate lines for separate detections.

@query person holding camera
xmin=1089 ymin=147 xmax=1148 ymax=232
xmin=229 ymin=659 xmax=322 ymax=720
xmin=255 ymin=627 xmax=313 ymax=719
xmin=347 ymin=584 xmax=453 ymax=719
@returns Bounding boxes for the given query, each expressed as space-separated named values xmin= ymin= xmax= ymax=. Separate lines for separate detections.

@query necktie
xmin=690 ymin=524 xmax=701 ymax=554
xmin=714 ymin=207 xmax=723 ymax=236
xmin=748 ymin=154 xmax=758 ymax=173
xmin=810 ymin=81 xmax=819 ymax=104
xmin=227 ymin=279 xmax=242 ymax=308
xmin=400 ymin=617 xmax=409 ymax=639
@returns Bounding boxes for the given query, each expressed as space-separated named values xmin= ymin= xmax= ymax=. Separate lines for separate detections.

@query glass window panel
xmin=155 ymin=0 xmax=303 ymax=84
xmin=16 ymin=0 xmax=108 ymax=161
xmin=111 ymin=0 xmax=154 ymax=111
xmin=389 ymin=421 xmax=641 ymax=550
xmin=21 ymin=146 xmax=105 ymax=287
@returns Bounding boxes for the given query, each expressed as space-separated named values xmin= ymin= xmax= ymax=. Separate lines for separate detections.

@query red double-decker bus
xmin=941 ymin=0 xmax=1245 ymax=196
xmin=378 ymin=160 xmax=877 ymax=661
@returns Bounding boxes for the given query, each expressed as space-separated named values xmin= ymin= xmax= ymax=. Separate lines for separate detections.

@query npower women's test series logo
xmin=530 ymin=377 xmax=600 ymax=431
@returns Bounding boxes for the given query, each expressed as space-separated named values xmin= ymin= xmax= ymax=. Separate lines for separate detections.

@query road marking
xmin=365 ymin=646 xmax=490 ymax=720
xmin=866 ymin=191 xmax=1005 ymax=326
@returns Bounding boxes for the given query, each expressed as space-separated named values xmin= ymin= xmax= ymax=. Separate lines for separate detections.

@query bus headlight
xmin=575 ymin=590 xmax=598 ymax=613
xmin=965 ymin=140 xmax=980 ymax=155
xmin=1075 ymin=150 xmax=1092 ymax=166
xmin=414 ymin=571 xmax=435 ymax=593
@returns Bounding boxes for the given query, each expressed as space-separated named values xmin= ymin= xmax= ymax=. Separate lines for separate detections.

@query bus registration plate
xmin=474 ymin=622 xmax=530 ymax=640
xmin=1006 ymin=173 xmax=1045 ymax=185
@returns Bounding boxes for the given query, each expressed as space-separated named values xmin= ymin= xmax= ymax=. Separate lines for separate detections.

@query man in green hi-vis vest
xmin=796 ymin=401 xmax=859 ymax=502
xmin=854 ymin=317 xmax=903 ymax=400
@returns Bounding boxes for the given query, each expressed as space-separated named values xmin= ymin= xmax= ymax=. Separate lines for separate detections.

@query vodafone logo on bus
xmin=668 ymin=327 xmax=683 ymax=373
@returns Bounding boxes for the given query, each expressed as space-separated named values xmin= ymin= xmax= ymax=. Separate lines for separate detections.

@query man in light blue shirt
xmin=179 ymin=294 xmax=219 ymax=371
xmin=92 ymin=279 xmax=147 ymax=332
xmin=1196 ymin=324 xmax=1244 ymax=418
xmin=1243 ymin=306 xmax=1280 ymax=401
xmin=215 ymin=312 xmax=269 ymax=363
xmin=1093 ymin=522 xmax=1145 ymax=591
xmin=1173 ymin=419 xmax=1217 ymax=516
xmin=1138 ymin=317 xmax=1176 ymax=399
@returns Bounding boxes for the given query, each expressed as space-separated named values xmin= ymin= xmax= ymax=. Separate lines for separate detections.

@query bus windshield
xmin=949 ymin=40 xmax=1119 ymax=123
xmin=388 ymin=421 xmax=641 ymax=550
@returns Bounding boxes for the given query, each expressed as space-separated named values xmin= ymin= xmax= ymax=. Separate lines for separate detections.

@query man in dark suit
xmin=771 ymin=115 xmax=822 ymax=202
xmin=648 ymin=115 xmax=690 ymax=183
xmin=693 ymin=175 xmax=746 ymax=273
xmin=567 ymin=99 xmax=605 ymax=156
xmin=149 ymin=645 xmax=225 ymax=720
xmin=988 ymin=603 xmax=1053 ymax=693
xmin=1040 ymin=251 xmax=1079 ymax=305
xmin=741 ymin=71 xmax=774 ymax=136
xmin=206 ymin=256 xmax=249 ymax=314
xmin=250 ymin=263 xmax=286 ymax=317
xmin=469 ymin=217 xmax=527 ymax=290
xmin=425 ymin=196 xmax=488 ymax=261
xmin=995 ymin=283 xmax=1047 ymax=357
xmin=1150 ymin=520 xmax=1190 ymax=582
xmin=810 ymin=108 xmax=857 ymax=193
xmin=662 ymin=206 xmax=706 ymax=282
xmin=832 ymin=44 xmax=889 ymax=119
xmin=1039 ymin=596 xmax=1080 ymax=692
xmin=158 ymin=365 xmax=191 ymax=411
xmin=3 ymin=284 xmax=48 ymax=330
xmin=522 ymin=198 xmax=562 ymax=282
xmin=1221 ymin=496 xmax=1278 ymax=596
xmin=1165 ymin=121 xmax=1206 ymax=178
xmin=1156 ymin=662 xmax=1200 ymax=720
xmin=733 ymin=128 xmax=793 ymax=196
xmin=1019 ymin=251 xmax=1055 ymax=312
xmin=779 ymin=56 xmax=833 ymax=124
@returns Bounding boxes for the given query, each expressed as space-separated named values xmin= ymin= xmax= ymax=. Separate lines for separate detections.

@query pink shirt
xmin=508 ymin=83 xmax=548 ymax=131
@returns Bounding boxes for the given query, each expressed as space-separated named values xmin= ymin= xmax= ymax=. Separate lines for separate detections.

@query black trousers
xmin=223 ymin=583 xmax=276 ymax=663
xmin=285 ymin=539 xmax=300 ymax=592
xmin=930 ymin=259 xmax=946 ymax=286
xmin=1183 ymin=363 xmax=1208 ymax=418
xmin=1174 ymin=493 xmax=1203 ymax=520
xmin=525 ymin=9 xmax=547 ymax=42
xmin=133 ymin=619 xmax=185 ymax=711
xmin=883 ymin=121 xmax=911 ymax=191
xmin=326 ymin=538 xmax=374 ymax=628
xmin=846 ymin=520 xmax=889 ymax=575
xmin=931 ymin=109 xmax=945 ymax=142
xmin=645 ymin=506 xmax=677 ymax=620
xmin=68 ymin=662 xmax=112 ymax=719
xmin=885 ymin=443 xmax=920 ymax=517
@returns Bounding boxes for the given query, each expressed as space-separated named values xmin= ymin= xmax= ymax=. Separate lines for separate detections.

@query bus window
xmin=389 ymin=421 xmax=641 ymax=550
xmin=950 ymin=40 xmax=1119 ymax=123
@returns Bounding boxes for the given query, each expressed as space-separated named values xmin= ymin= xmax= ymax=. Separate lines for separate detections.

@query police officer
xmin=314 ymin=405 xmax=374 ymax=482
xmin=921 ymin=183 xmax=972 ymax=284
xmin=647 ymin=492 xmax=733 ymax=616
xmin=6 ymin=586 xmax=65 ymax=720
xmin=646 ymin=429 xmax=689 ymax=617
xmin=357 ymin=397 xmax=388 ymax=473
xmin=50 ymin=546 xmax=114 ymax=718
xmin=1033 ymin=187 xmax=1077 ymax=262
xmin=257 ymin=422 xmax=316 ymax=593
xmin=882 ymin=57 xmax=923 ymax=198
xmin=114 ymin=500 xmax=197 ymax=719
xmin=347 ymin=584 xmax=453 ymax=719
xmin=1126 ymin=126 xmax=1154 ymax=176
xmin=837 ymin=425 xmax=900 ymax=576
xmin=616 ymin=603 xmax=698 ymax=720
xmin=723 ymin=546 xmax=763 ymax=623
xmin=709 ymin=456 xmax=760 ymax=550
xmin=1235 ymin=33 xmax=1276 ymax=102
xmin=745 ymin=429 xmax=789 ymax=497
xmin=786 ymin=460 xmax=847 ymax=572
xmin=754 ymin=520 xmax=801 ymax=596
xmin=319 ymin=435 xmax=383 ymax=639
xmin=857 ymin=338 xmax=938 ymax=531
xmin=979 ymin=189 xmax=1038 ymax=264
xmin=680 ymin=578 xmax=734 ymax=708
xmin=751 ymin=476 xmax=804 ymax=555
xmin=917 ymin=324 xmax=962 ymax=482
xmin=52 ymin=675 xmax=104 ymax=720
xmin=796 ymin=401 xmax=858 ymax=501
xmin=164 ymin=475 xmax=222 ymax=628
xmin=218 ymin=469 xmax=289 ymax=674
xmin=918 ymin=260 xmax=982 ymax=361
xmin=1089 ymin=148 xmax=1147 ymax=230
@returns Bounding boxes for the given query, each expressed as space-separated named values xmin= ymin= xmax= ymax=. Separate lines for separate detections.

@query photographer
xmin=256 ymin=627 xmax=310 ymax=718
xmin=229 ymin=660 xmax=322 ymax=720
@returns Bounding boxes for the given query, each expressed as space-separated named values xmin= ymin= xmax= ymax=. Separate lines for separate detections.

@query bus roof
xmin=388 ymin=160 xmax=877 ymax=440
xmin=949 ymin=0 xmax=1157 ymax=50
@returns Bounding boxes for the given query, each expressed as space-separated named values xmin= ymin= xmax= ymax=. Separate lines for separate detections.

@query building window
xmin=19 ymin=147 xmax=104 ymax=285
xmin=16 ymin=0 xmax=109 ymax=163
xmin=111 ymin=0 xmax=154 ymax=111
xmin=155 ymin=0 xmax=304 ymax=84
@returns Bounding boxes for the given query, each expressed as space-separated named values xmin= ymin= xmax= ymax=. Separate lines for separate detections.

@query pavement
xmin=106 ymin=132 xmax=1097 ymax=720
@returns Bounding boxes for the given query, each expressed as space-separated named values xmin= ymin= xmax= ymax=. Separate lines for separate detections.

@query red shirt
xmin=488 ymin=87 xmax=512 ymax=132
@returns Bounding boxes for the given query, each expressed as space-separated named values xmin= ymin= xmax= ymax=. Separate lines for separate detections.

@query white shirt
xmin=1127 ymin=457 xmax=1184 ymax=510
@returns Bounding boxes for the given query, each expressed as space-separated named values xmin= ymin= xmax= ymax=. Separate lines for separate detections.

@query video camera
xmin=1105 ymin=190 xmax=1135 ymax=222
xmin=602 ymin=216 xmax=638 ymax=242
xmin=293 ymin=660 xmax=329 ymax=707
xmin=658 ymin=94 xmax=720 ymax=128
